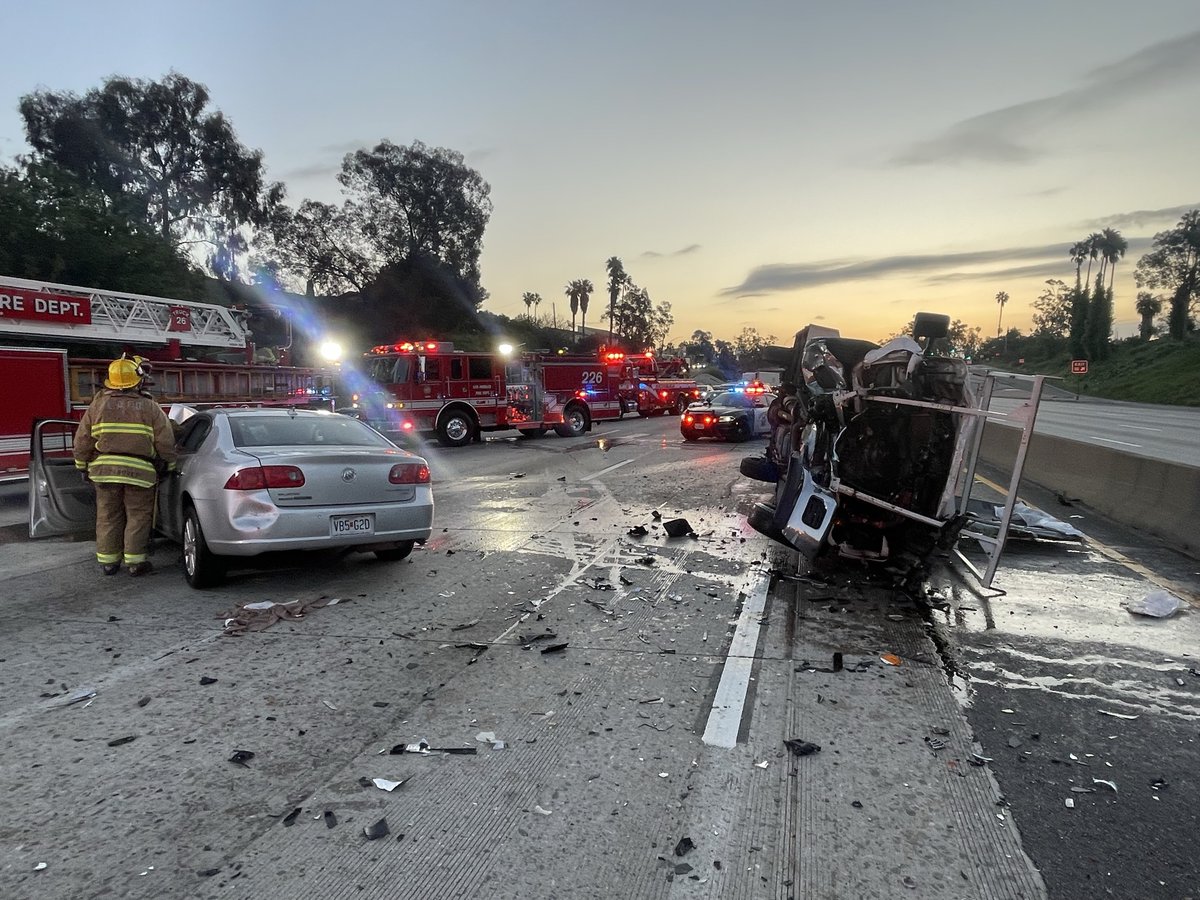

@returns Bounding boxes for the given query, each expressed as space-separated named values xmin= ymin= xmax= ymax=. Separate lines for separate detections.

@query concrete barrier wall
xmin=980 ymin=425 xmax=1200 ymax=554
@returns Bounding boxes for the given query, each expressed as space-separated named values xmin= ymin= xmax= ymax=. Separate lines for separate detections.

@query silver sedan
xmin=163 ymin=409 xmax=434 ymax=587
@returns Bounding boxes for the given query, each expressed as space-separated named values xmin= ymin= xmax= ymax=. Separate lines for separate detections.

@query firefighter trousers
xmin=94 ymin=482 xmax=156 ymax=567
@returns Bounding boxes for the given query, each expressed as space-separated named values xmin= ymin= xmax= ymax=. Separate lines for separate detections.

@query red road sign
xmin=1070 ymin=359 xmax=1089 ymax=374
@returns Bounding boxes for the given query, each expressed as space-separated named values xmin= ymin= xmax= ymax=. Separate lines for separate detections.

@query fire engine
xmin=0 ymin=275 xmax=334 ymax=482
xmin=354 ymin=341 xmax=628 ymax=446
xmin=615 ymin=351 xmax=702 ymax=416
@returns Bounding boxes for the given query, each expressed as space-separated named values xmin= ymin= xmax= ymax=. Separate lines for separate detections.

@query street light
xmin=318 ymin=340 xmax=344 ymax=363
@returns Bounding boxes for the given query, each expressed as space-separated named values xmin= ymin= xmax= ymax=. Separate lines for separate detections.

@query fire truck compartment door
xmin=29 ymin=419 xmax=95 ymax=538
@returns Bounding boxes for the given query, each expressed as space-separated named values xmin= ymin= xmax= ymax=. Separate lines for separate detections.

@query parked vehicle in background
xmin=356 ymin=341 xmax=626 ymax=446
xmin=617 ymin=351 xmax=702 ymax=416
xmin=681 ymin=389 xmax=776 ymax=442
xmin=29 ymin=408 xmax=434 ymax=588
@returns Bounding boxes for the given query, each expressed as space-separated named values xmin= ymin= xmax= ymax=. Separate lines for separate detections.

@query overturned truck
xmin=741 ymin=313 xmax=976 ymax=570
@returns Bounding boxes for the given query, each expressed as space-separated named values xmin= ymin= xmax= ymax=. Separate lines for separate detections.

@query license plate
xmin=694 ymin=424 xmax=705 ymax=430
xmin=331 ymin=514 xmax=374 ymax=536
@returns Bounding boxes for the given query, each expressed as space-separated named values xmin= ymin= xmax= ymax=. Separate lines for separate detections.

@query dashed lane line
xmin=701 ymin=567 xmax=771 ymax=748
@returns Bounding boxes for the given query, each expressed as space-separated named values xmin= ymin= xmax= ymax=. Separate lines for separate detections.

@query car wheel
xmin=437 ymin=410 xmax=475 ymax=447
xmin=682 ymin=431 xmax=698 ymax=442
xmin=554 ymin=404 xmax=588 ymax=437
xmin=374 ymin=541 xmax=415 ymax=562
xmin=183 ymin=506 xmax=225 ymax=589
xmin=673 ymin=396 xmax=689 ymax=415
xmin=733 ymin=419 xmax=752 ymax=442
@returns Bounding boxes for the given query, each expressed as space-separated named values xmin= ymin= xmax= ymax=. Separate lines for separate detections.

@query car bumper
xmin=195 ymin=489 xmax=435 ymax=557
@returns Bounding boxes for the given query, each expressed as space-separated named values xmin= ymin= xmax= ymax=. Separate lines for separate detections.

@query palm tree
xmin=995 ymin=290 xmax=1009 ymax=338
xmin=577 ymin=278 xmax=594 ymax=337
xmin=1084 ymin=232 xmax=1103 ymax=285
xmin=605 ymin=257 xmax=626 ymax=341
xmin=1100 ymin=227 xmax=1128 ymax=292
xmin=565 ymin=281 xmax=579 ymax=336
xmin=521 ymin=291 xmax=537 ymax=320
xmin=1135 ymin=291 xmax=1162 ymax=340
xmin=1068 ymin=241 xmax=1089 ymax=289
xmin=531 ymin=292 xmax=542 ymax=320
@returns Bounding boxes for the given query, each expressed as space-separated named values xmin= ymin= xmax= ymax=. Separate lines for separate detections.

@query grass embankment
xmin=1017 ymin=338 xmax=1200 ymax=406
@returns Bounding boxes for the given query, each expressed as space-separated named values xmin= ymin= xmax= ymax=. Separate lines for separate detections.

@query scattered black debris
xmin=832 ymin=652 xmax=843 ymax=672
xmin=136 ymin=696 xmax=151 ymax=708
xmin=229 ymin=750 xmax=255 ymax=767
xmin=108 ymin=615 xmax=121 ymax=622
xmin=1055 ymin=491 xmax=1079 ymax=506
xmin=636 ymin=556 xmax=657 ymax=566
xmin=282 ymin=807 xmax=302 ymax=827
xmin=931 ymin=727 xmax=950 ymax=736
xmin=1007 ymin=736 xmax=1023 ymax=749
xmin=455 ymin=641 xmax=489 ymax=651
xmin=199 ymin=676 xmax=218 ymax=686
xmin=363 ymin=818 xmax=390 ymax=840
xmin=851 ymin=800 xmax=863 ymax=809
xmin=541 ymin=642 xmax=569 ymax=654
xmin=674 ymin=837 xmax=695 ymax=856
xmin=197 ymin=868 xmax=221 ymax=878
xmin=713 ymin=860 xmax=723 ymax=871
xmin=358 ymin=776 xmax=373 ymax=788
xmin=511 ymin=472 xmax=526 ymax=479
xmin=324 ymin=810 xmax=337 ymax=829
xmin=628 ymin=525 xmax=649 ymax=537
xmin=519 ymin=632 xmax=558 ymax=648
xmin=784 ymin=739 xmax=821 ymax=757
xmin=107 ymin=735 xmax=137 ymax=747
xmin=902 ymin=875 xmax=918 ymax=889
xmin=662 ymin=518 xmax=696 ymax=538
xmin=557 ymin=476 xmax=566 ymax=482
xmin=651 ymin=511 xmax=662 ymax=520
xmin=924 ymin=736 xmax=947 ymax=752
xmin=373 ymin=701 xmax=390 ymax=708
xmin=451 ymin=619 xmax=480 ymax=631
xmin=674 ymin=863 xmax=693 ymax=875
xmin=619 ymin=574 xmax=633 ymax=585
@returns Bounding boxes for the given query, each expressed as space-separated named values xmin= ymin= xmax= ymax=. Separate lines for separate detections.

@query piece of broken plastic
xmin=1123 ymin=590 xmax=1185 ymax=619
xmin=228 ymin=750 xmax=255 ymax=766
xmin=628 ymin=525 xmax=649 ymax=537
xmin=675 ymin=836 xmax=695 ymax=857
xmin=532 ymin=805 xmax=552 ymax=815
xmin=282 ymin=807 xmax=302 ymax=826
xmin=373 ymin=777 xmax=405 ymax=792
xmin=54 ymin=686 xmax=97 ymax=708
xmin=363 ymin=817 xmax=390 ymax=840
xmin=541 ymin=642 xmax=569 ymax=654
xmin=662 ymin=518 xmax=696 ymax=538
xmin=880 ymin=653 xmax=902 ymax=667
xmin=784 ymin=739 xmax=821 ymax=757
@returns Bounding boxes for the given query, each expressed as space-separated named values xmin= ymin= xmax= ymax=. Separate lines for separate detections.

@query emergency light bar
xmin=368 ymin=340 xmax=454 ymax=354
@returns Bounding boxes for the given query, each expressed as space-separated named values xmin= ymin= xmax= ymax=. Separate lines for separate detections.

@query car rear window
xmin=229 ymin=415 xmax=392 ymax=448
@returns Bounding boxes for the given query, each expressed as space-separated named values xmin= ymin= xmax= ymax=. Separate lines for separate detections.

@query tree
xmin=19 ymin=73 xmax=279 ymax=257
xmin=565 ymin=281 xmax=579 ymax=335
xmin=522 ymin=291 xmax=536 ymax=319
xmin=1134 ymin=210 xmax=1200 ymax=339
xmin=259 ymin=199 xmax=373 ymax=295
xmin=338 ymin=139 xmax=492 ymax=294
xmin=681 ymin=329 xmax=715 ymax=365
xmin=994 ymin=291 xmax=1009 ymax=340
xmin=1083 ymin=272 xmax=1113 ymax=359
xmin=947 ymin=319 xmax=983 ymax=359
xmin=576 ymin=278 xmax=594 ymax=335
xmin=1099 ymin=227 xmax=1128 ymax=293
xmin=605 ymin=257 xmax=626 ymax=340
xmin=1032 ymin=279 xmax=1072 ymax=338
xmin=733 ymin=327 xmax=777 ymax=366
xmin=0 ymin=161 xmax=203 ymax=297
xmin=1135 ymin=291 xmax=1163 ymax=340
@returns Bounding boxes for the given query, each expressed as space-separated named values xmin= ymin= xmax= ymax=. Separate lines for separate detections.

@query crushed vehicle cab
xmin=740 ymin=314 xmax=975 ymax=568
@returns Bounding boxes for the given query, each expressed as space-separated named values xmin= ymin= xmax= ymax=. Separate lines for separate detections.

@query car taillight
xmin=684 ymin=414 xmax=694 ymax=424
xmin=389 ymin=463 xmax=431 ymax=484
xmin=223 ymin=466 xmax=305 ymax=490
xmin=660 ymin=390 xmax=669 ymax=399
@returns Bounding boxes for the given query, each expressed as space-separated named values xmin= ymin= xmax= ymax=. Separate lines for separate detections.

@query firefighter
xmin=73 ymin=355 xmax=177 ymax=576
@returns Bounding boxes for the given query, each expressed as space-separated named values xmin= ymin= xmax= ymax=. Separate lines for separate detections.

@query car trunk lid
xmin=241 ymin=447 xmax=420 ymax=507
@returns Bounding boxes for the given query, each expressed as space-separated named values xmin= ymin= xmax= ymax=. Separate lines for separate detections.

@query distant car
xmin=681 ymin=390 xmax=777 ymax=441
xmin=29 ymin=408 xmax=435 ymax=588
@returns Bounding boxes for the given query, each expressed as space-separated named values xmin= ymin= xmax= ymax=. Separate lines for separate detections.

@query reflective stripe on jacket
xmin=73 ymin=390 xmax=178 ymax=489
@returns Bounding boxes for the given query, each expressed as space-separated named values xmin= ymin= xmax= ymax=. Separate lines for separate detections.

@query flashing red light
xmin=223 ymin=465 xmax=305 ymax=490
xmin=659 ymin=390 xmax=669 ymax=399
xmin=388 ymin=463 xmax=431 ymax=484
xmin=401 ymin=421 xmax=415 ymax=431
xmin=683 ymin=414 xmax=694 ymax=424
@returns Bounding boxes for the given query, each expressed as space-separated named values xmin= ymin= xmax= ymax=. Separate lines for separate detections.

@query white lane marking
xmin=581 ymin=459 xmax=636 ymax=481
xmin=702 ymin=569 xmax=771 ymax=749
xmin=1087 ymin=435 xmax=1141 ymax=448
xmin=1116 ymin=424 xmax=1161 ymax=432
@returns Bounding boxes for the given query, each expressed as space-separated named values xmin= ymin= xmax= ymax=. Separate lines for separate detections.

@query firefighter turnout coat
xmin=73 ymin=389 xmax=178 ymax=487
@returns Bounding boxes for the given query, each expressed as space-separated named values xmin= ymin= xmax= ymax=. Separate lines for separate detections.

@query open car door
xmin=29 ymin=419 xmax=95 ymax=538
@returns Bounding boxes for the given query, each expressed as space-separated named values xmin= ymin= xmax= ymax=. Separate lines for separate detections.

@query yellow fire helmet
xmin=104 ymin=355 xmax=143 ymax=390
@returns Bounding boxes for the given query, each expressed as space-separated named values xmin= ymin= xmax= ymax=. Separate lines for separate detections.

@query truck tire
xmin=437 ymin=409 xmax=476 ymax=447
xmin=518 ymin=427 xmax=548 ymax=438
xmin=554 ymin=404 xmax=589 ymax=437
xmin=673 ymin=396 xmax=690 ymax=415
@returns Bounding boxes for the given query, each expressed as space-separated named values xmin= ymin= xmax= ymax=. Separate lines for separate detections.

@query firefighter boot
xmin=128 ymin=561 xmax=154 ymax=577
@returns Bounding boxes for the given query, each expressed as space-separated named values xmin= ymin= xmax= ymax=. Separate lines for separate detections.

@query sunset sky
xmin=2 ymin=0 xmax=1198 ymax=346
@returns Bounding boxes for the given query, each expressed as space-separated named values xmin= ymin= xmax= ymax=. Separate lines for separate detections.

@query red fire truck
xmin=0 ymin=275 xmax=335 ymax=482
xmin=354 ymin=341 xmax=627 ymax=446
xmin=615 ymin=351 xmax=701 ymax=416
